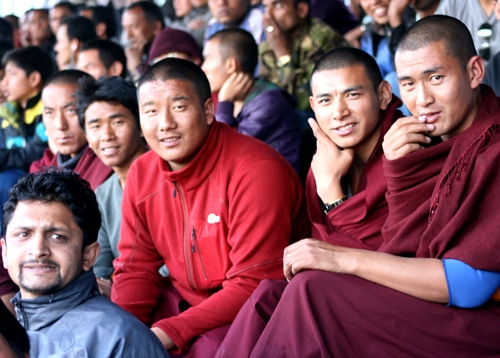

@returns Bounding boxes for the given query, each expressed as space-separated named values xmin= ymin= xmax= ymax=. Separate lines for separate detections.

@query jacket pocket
xmin=190 ymin=219 xmax=229 ymax=289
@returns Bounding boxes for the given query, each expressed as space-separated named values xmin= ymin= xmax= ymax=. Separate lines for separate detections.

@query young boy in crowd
xmin=76 ymin=76 xmax=148 ymax=298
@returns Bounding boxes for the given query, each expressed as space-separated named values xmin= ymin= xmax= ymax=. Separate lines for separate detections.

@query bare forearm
xmin=346 ymin=250 xmax=449 ymax=303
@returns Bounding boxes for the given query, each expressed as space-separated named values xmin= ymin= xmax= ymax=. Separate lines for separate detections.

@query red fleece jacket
xmin=112 ymin=121 xmax=310 ymax=352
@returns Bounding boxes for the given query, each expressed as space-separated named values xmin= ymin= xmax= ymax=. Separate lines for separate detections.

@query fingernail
xmin=426 ymin=136 xmax=431 ymax=142
xmin=427 ymin=124 xmax=435 ymax=130
xmin=418 ymin=115 xmax=427 ymax=122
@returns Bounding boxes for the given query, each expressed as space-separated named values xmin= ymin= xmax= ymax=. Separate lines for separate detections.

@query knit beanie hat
xmin=148 ymin=27 xmax=203 ymax=65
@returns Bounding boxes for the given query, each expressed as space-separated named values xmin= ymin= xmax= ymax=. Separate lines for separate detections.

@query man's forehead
xmin=311 ymin=65 xmax=371 ymax=89
xmin=139 ymin=79 xmax=195 ymax=98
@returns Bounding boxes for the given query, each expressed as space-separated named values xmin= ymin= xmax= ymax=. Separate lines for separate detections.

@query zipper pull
xmin=173 ymin=183 xmax=177 ymax=198
xmin=192 ymin=227 xmax=196 ymax=253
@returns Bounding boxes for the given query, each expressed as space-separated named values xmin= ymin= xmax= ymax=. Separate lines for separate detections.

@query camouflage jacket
xmin=259 ymin=17 xmax=349 ymax=111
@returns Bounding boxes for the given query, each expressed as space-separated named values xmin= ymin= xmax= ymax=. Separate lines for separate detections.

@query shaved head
xmin=396 ymin=15 xmax=477 ymax=70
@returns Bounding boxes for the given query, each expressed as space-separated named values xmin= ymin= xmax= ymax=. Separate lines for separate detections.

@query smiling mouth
xmin=335 ymin=123 xmax=355 ymax=131
xmin=101 ymin=146 xmax=119 ymax=152
xmin=161 ymin=137 xmax=180 ymax=143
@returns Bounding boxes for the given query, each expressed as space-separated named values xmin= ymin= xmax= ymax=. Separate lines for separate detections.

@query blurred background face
xmin=122 ymin=7 xmax=156 ymax=46
xmin=201 ymin=38 xmax=230 ymax=93
xmin=263 ymin=0 xmax=303 ymax=34
xmin=174 ymin=0 xmax=194 ymax=17
xmin=77 ymin=49 xmax=108 ymax=79
xmin=1 ymin=62 xmax=37 ymax=106
xmin=54 ymin=24 xmax=72 ymax=69
xmin=50 ymin=6 xmax=73 ymax=35
xmin=359 ymin=0 xmax=390 ymax=25
xmin=28 ymin=10 xmax=51 ymax=45
xmin=208 ymin=0 xmax=249 ymax=26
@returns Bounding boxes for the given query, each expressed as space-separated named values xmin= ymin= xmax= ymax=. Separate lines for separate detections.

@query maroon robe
xmin=29 ymin=146 xmax=112 ymax=190
xmin=215 ymin=97 xmax=405 ymax=357
xmin=307 ymin=96 xmax=403 ymax=250
xmin=215 ymin=87 xmax=500 ymax=357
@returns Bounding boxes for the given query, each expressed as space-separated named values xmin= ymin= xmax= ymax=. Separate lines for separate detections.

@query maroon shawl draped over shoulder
xmin=307 ymin=97 xmax=403 ymax=250
xmin=30 ymin=146 xmax=112 ymax=190
xmin=381 ymin=86 xmax=500 ymax=271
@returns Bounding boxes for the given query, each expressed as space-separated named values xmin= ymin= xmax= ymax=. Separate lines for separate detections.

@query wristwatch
xmin=276 ymin=54 xmax=291 ymax=67
xmin=322 ymin=196 xmax=348 ymax=214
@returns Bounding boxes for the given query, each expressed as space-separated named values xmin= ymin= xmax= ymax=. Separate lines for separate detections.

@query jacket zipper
xmin=15 ymin=302 xmax=29 ymax=329
xmin=192 ymin=227 xmax=208 ymax=281
xmin=175 ymin=181 xmax=197 ymax=290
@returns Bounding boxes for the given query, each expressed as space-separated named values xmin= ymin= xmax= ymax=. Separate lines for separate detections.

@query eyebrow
xmin=141 ymin=101 xmax=156 ymax=108
xmin=171 ymin=95 xmax=189 ymax=102
xmin=314 ymin=85 xmax=364 ymax=99
xmin=87 ymin=112 xmax=125 ymax=124
xmin=398 ymin=66 xmax=444 ymax=81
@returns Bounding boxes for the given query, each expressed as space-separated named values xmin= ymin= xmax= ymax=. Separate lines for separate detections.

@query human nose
xmin=28 ymin=234 xmax=50 ymax=258
xmin=101 ymin=122 xmax=115 ymax=140
xmin=415 ymin=83 xmax=434 ymax=109
xmin=332 ymin=98 xmax=349 ymax=121
xmin=158 ymin=110 xmax=177 ymax=131
xmin=54 ymin=110 xmax=69 ymax=130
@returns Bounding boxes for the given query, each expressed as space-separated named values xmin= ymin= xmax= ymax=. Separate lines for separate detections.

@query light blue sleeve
xmin=444 ymin=259 xmax=500 ymax=308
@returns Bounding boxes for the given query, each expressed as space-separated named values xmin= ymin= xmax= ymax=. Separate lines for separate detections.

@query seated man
xmin=121 ymin=1 xmax=165 ymax=81
xmin=49 ymin=1 xmax=77 ymax=37
xmin=30 ymin=70 xmax=113 ymax=190
xmin=205 ymin=0 xmax=265 ymax=45
xmin=76 ymin=76 xmax=148 ymax=297
xmin=1 ymin=169 xmax=168 ymax=357
xmin=112 ymin=58 xmax=310 ymax=356
xmin=260 ymin=0 xmax=349 ymax=112
xmin=219 ymin=15 xmax=500 ymax=356
xmin=54 ymin=15 xmax=97 ymax=70
xmin=202 ymin=29 xmax=301 ymax=171
xmin=216 ymin=46 xmax=402 ymax=357
xmin=79 ymin=6 xmax=117 ymax=40
xmin=77 ymin=38 xmax=127 ymax=79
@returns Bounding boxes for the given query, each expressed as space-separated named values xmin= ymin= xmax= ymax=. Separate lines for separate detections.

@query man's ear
xmin=225 ymin=56 xmax=238 ymax=75
xmin=377 ymin=80 xmax=392 ymax=111
xmin=152 ymin=21 xmax=163 ymax=36
xmin=107 ymin=61 xmax=124 ymax=77
xmin=28 ymin=70 xmax=42 ymax=89
xmin=468 ymin=55 xmax=485 ymax=90
xmin=70 ymin=38 xmax=79 ymax=52
xmin=296 ymin=2 xmax=309 ymax=20
xmin=82 ymin=242 xmax=100 ymax=271
xmin=204 ymin=97 xmax=215 ymax=125
xmin=1 ymin=238 xmax=7 ymax=269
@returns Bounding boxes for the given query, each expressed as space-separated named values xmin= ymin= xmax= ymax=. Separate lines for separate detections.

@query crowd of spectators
xmin=1 ymin=0 xmax=500 ymax=356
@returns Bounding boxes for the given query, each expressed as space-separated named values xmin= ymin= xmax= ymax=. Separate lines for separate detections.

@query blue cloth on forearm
xmin=444 ymin=259 xmax=500 ymax=308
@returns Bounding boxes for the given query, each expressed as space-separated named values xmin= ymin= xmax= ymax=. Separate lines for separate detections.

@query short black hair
xmin=80 ymin=39 xmax=127 ymax=78
xmin=138 ymin=57 xmax=211 ymax=105
xmin=44 ymin=69 xmax=93 ymax=89
xmin=77 ymin=76 xmax=139 ymax=131
xmin=0 ymin=18 xmax=13 ymax=43
xmin=3 ymin=168 xmax=101 ymax=247
xmin=2 ymin=46 xmax=57 ymax=85
xmin=209 ymin=29 xmax=257 ymax=75
xmin=0 ymin=39 xmax=13 ymax=70
xmin=0 ymin=301 xmax=30 ymax=357
xmin=311 ymin=47 xmax=383 ymax=92
xmin=81 ymin=5 xmax=117 ymax=39
xmin=53 ymin=1 xmax=77 ymax=15
xmin=397 ymin=15 xmax=476 ymax=70
xmin=126 ymin=1 xmax=166 ymax=28
xmin=60 ymin=15 xmax=98 ymax=44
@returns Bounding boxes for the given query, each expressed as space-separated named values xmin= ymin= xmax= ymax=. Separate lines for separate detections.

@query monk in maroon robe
xmin=216 ymin=16 xmax=500 ymax=357
xmin=216 ymin=47 xmax=403 ymax=357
